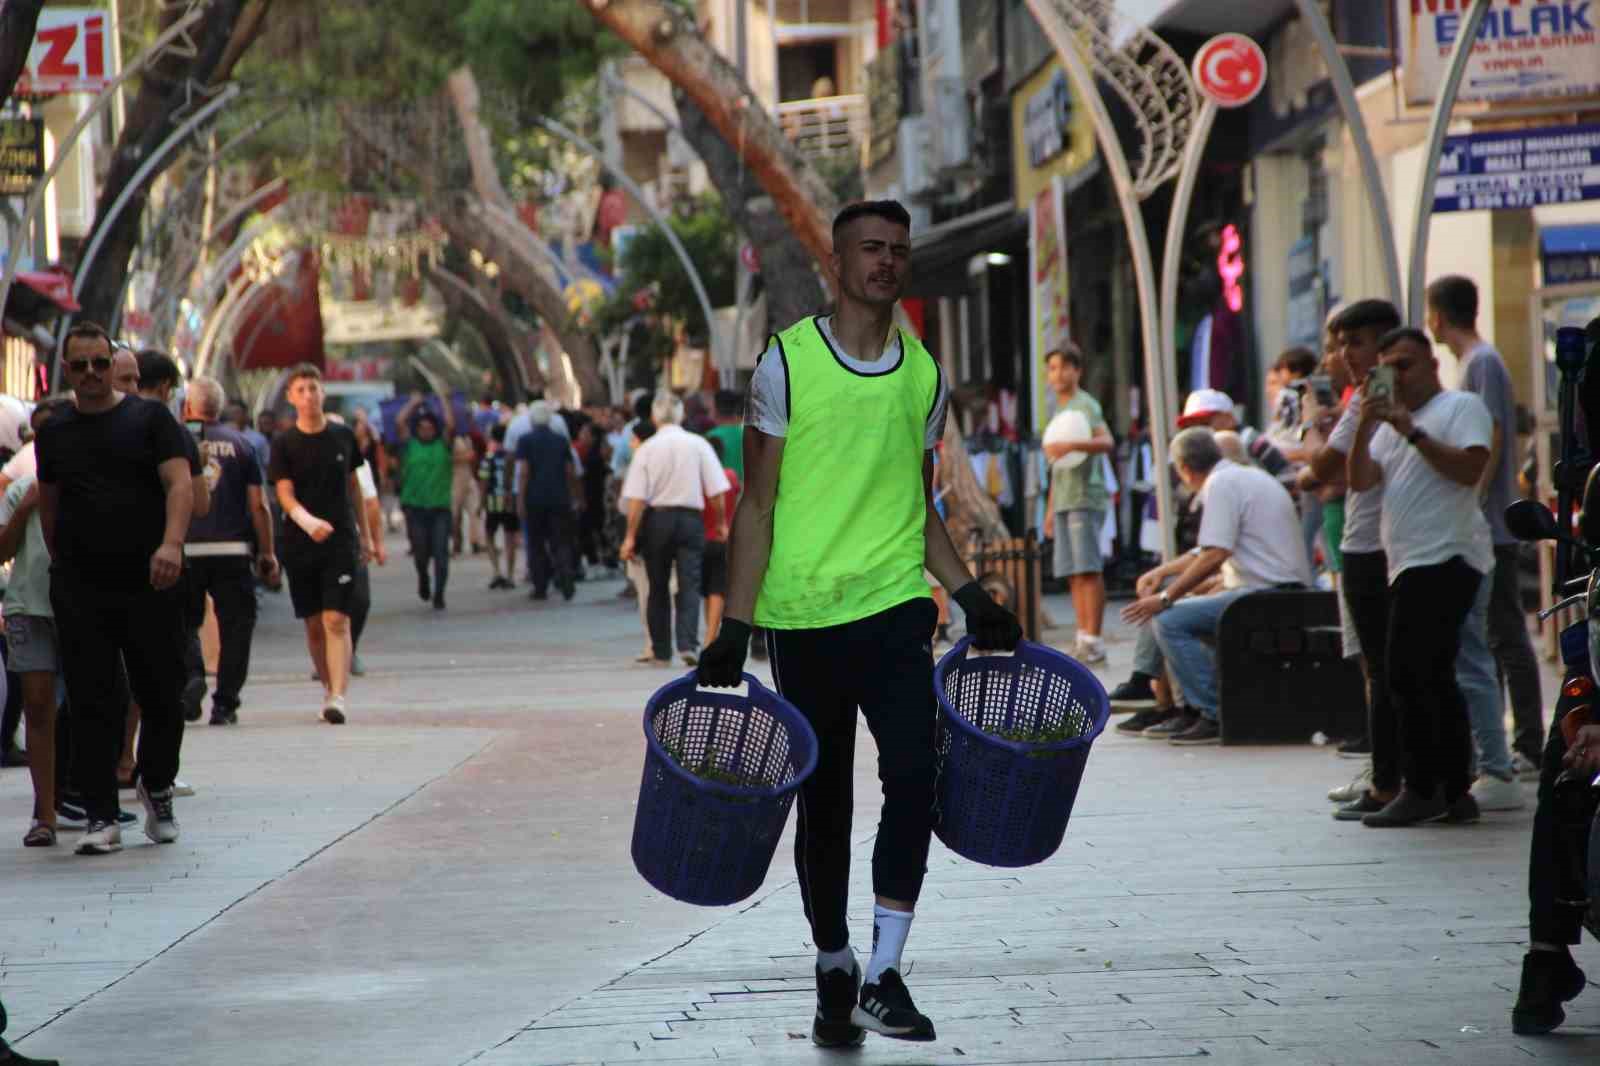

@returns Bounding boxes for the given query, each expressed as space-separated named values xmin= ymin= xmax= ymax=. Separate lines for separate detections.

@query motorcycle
xmin=1502 ymin=318 xmax=1600 ymax=1035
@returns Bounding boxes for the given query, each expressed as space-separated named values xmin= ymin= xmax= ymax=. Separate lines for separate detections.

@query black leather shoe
xmin=1361 ymin=787 xmax=1447 ymax=827
xmin=1512 ymin=950 xmax=1586 ymax=1035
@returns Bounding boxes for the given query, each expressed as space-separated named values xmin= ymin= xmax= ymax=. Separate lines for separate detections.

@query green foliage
xmin=601 ymin=194 xmax=738 ymax=345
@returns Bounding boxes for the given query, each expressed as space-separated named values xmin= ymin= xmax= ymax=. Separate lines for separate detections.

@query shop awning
xmin=908 ymin=201 xmax=1027 ymax=298
xmin=14 ymin=270 xmax=80 ymax=312
xmin=1541 ymin=224 xmax=1600 ymax=285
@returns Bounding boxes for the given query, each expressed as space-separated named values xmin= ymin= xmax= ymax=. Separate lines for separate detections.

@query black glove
xmin=696 ymin=618 xmax=752 ymax=687
xmin=953 ymin=581 xmax=1023 ymax=652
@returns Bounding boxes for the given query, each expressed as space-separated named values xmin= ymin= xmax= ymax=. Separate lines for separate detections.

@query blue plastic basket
xmin=632 ymin=672 xmax=818 ymax=906
xmin=934 ymin=638 xmax=1109 ymax=867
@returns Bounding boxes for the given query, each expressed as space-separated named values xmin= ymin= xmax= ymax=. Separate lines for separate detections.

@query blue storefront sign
xmin=1434 ymin=122 xmax=1600 ymax=213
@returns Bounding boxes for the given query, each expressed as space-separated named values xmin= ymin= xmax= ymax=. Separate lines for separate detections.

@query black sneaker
xmin=1142 ymin=709 xmax=1199 ymax=739
xmin=813 ymin=964 xmax=865 ymax=1048
xmin=0 ymin=746 xmax=28 ymax=768
xmin=181 ymin=677 xmax=207 ymax=723
xmin=209 ymin=709 xmax=238 ymax=726
xmin=1512 ymin=949 xmax=1587 ymax=1035
xmin=1115 ymin=706 xmax=1173 ymax=734
xmin=1332 ymin=791 xmax=1389 ymax=821
xmin=1361 ymin=787 xmax=1447 ymax=827
xmin=1107 ymin=675 xmax=1158 ymax=712
xmin=1441 ymin=792 xmax=1481 ymax=825
xmin=853 ymin=968 xmax=935 ymax=1041
xmin=418 ymin=574 xmax=431 ymax=602
xmin=1336 ymin=735 xmax=1371 ymax=759
xmin=55 ymin=799 xmax=87 ymax=830
xmin=1169 ymin=716 xmax=1220 ymax=746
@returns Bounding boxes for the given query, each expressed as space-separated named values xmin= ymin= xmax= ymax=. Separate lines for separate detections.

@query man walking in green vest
xmin=697 ymin=200 xmax=1022 ymax=1046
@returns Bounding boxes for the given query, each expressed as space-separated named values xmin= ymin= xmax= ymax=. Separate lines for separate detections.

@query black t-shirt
xmin=189 ymin=423 xmax=263 ymax=544
xmin=267 ymin=423 xmax=361 ymax=566
xmin=37 ymin=395 xmax=193 ymax=573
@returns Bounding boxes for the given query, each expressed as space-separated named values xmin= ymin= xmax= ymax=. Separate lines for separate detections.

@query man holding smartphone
xmin=1347 ymin=327 xmax=1493 ymax=827
xmin=1304 ymin=300 xmax=1402 ymax=794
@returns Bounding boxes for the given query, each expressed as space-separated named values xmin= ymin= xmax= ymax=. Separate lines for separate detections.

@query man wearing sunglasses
xmin=36 ymin=321 xmax=196 ymax=855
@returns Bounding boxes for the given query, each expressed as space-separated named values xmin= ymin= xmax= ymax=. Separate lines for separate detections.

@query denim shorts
xmin=5 ymin=613 xmax=58 ymax=675
xmin=1052 ymin=509 xmax=1104 ymax=577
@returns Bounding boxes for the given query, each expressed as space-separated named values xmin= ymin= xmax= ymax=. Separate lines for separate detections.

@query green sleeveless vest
xmin=754 ymin=315 xmax=940 ymax=629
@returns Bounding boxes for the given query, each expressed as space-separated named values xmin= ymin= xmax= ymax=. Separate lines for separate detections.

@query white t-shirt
xmin=620 ymin=424 xmax=732 ymax=510
xmin=745 ymin=315 xmax=949 ymax=448
xmin=1369 ymin=389 xmax=1494 ymax=584
xmin=1325 ymin=401 xmax=1384 ymax=555
xmin=1196 ymin=460 xmax=1314 ymax=590
xmin=1 ymin=441 xmax=36 ymax=485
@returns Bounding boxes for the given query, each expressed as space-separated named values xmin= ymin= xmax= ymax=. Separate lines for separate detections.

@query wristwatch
xmin=1407 ymin=426 xmax=1427 ymax=445
xmin=1158 ymin=591 xmax=1172 ymax=610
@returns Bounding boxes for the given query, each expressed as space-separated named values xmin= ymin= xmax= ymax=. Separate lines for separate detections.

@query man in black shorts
xmin=38 ymin=321 xmax=195 ymax=855
xmin=267 ymin=363 xmax=371 ymax=725
xmin=479 ymin=422 xmax=520 ymax=589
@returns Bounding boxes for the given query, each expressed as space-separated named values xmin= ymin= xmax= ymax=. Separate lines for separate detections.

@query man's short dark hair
xmin=285 ymin=362 xmax=322 ymax=387
xmin=1425 ymin=274 xmax=1478 ymax=330
xmin=1274 ymin=347 xmax=1318 ymax=378
xmin=1044 ymin=344 xmax=1083 ymax=369
xmin=491 ymin=422 xmax=507 ymax=443
xmin=1377 ymin=326 xmax=1434 ymax=356
xmin=1330 ymin=299 xmax=1401 ymax=337
xmin=714 ymin=389 xmax=741 ymax=418
xmin=633 ymin=391 xmax=654 ymax=422
xmin=62 ymin=320 xmax=113 ymax=356
xmin=136 ymin=349 xmax=181 ymax=391
xmin=832 ymin=200 xmax=911 ymax=240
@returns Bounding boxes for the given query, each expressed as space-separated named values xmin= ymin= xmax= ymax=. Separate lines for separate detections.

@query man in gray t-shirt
xmin=1427 ymin=274 xmax=1543 ymax=766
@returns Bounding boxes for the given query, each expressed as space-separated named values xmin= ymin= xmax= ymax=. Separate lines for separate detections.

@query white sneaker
xmin=322 ymin=694 xmax=347 ymax=725
xmin=137 ymin=780 xmax=180 ymax=844
xmin=76 ymin=818 xmax=122 ymax=855
xmin=1075 ymin=637 xmax=1107 ymax=665
xmin=1328 ymin=765 xmax=1373 ymax=803
xmin=1469 ymin=773 xmax=1526 ymax=812
xmin=1511 ymin=751 xmax=1541 ymax=780
xmin=172 ymin=779 xmax=195 ymax=798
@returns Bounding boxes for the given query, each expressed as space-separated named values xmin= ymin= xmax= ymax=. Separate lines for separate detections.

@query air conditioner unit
xmin=929 ymin=77 xmax=970 ymax=172
xmin=899 ymin=115 xmax=932 ymax=197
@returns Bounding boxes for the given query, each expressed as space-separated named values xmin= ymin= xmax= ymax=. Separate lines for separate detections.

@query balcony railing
xmin=775 ymin=93 xmax=867 ymax=167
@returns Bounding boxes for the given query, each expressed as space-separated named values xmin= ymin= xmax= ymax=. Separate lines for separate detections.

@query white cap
xmin=1177 ymin=388 xmax=1234 ymax=428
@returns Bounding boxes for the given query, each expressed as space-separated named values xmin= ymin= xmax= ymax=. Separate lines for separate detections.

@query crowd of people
xmin=1070 ymin=276 xmax=1540 ymax=832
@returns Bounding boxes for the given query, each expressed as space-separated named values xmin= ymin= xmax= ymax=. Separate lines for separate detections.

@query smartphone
xmin=1308 ymin=374 xmax=1335 ymax=409
xmin=185 ymin=419 xmax=205 ymax=442
xmin=1367 ymin=365 xmax=1395 ymax=404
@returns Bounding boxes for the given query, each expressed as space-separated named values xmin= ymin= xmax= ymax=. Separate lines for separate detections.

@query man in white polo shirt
xmin=619 ymin=392 xmax=731 ymax=666
xmin=1121 ymin=427 xmax=1312 ymax=745
xmin=1348 ymin=327 xmax=1493 ymax=827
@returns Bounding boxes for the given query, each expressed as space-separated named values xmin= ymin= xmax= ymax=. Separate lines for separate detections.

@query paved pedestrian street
xmin=2 ymin=558 xmax=1596 ymax=1065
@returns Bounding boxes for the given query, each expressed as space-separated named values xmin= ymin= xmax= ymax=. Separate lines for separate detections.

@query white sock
xmin=865 ymin=905 xmax=913 ymax=984
xmin=817 ymin=945 xmax=855 ymax=974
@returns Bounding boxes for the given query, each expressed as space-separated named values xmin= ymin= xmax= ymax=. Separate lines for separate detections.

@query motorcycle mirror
xmin=1506 ymin=499 xmax=1562 ymax=542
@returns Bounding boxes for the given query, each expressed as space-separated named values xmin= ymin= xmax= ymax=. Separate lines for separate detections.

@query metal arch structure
xmin=0 ymin=2 xmax=214 ymax=321
xmin=52 ymin=83 xmax=241 ymax=382
xmin=535 ymin=116 xmax=728 ymax=388
xmin=1030 ymin=1 xmax=1196 ymax=199
xmin=112 ymin=104 xmax=293 ymax=335
xmin=150 ymin=179 xmax=286 ymax=349
xmin=1407 ymin=0 xmax=1491 ymax=323
xmin=1026 ymin=0 xmax=1196 ymax=559
xmin=1290 ymin=0 xmax=1403 ymax=311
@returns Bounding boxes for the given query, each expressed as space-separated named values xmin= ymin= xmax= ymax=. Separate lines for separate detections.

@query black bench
xmin=1215 ymin=589 xmax=1366 ymax=745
